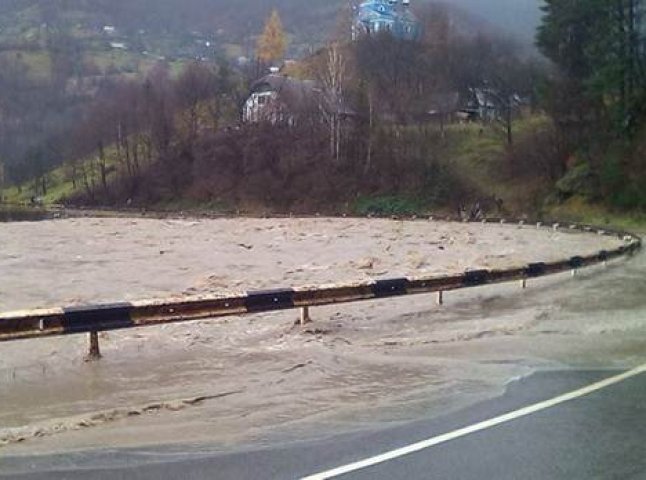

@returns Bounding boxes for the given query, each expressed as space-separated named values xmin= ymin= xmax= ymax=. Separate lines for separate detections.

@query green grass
xmin=40 ymin=166 xmax=78 ymax=204
xmin=2 ymin=163 xmax=76 ymax=205
xmin=442 ymin=122 xmax=508 ymax=203
xmin=442 ymin=116 xmax=554 ymax=214
xmin=353 ymin=195 xmax=425 ymax=216
xmin=90 ymin=50 xmax=146 ymax=74
xmin=19 ymin=51 xmax=52 ymax=78
xmin=0 ymin=47 xmax=168 ymax=82
xmin=0 ymin=50 xmax=52 ymax=79
xmin=1 ymin=143 xmax=124 ymax=206
xmin=446 ymin=123 xmax=505 ymax=171
xmin=1 ymin=185 xmax=24 ymax=204
xmin=546 ymin=196 xmax=646 ymax=233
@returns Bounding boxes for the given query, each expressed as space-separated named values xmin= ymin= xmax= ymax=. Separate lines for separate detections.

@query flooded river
xmin=0 ymin=217 xmax=643 ymax=455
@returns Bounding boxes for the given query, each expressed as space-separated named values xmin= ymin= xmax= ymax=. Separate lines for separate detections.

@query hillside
xmin=0 ymin=1 xmax=542 ymax=57
xmin=0 ymin=0 xmax=340 ymax=60
xmin=0 ymin=1 xmax=542 ymax=90
xmin=0 ymin=0 xmax=553 ymax=219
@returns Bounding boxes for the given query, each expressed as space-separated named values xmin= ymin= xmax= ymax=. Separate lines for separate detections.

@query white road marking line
xmin=302 ymin=363 xmax=646 ymax=480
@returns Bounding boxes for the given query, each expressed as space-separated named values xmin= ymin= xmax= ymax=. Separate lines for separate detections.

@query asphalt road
xmin=2 ymin=368 xmax=645 ymax=480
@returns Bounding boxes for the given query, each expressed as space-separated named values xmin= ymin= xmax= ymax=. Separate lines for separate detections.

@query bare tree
xmin=317 ymin=42 xmax=347 ymax=163
xmin=175 ymin=62 xmax=219 ymax=151
xmin=0 ymin=160 xmax=5 ymax=203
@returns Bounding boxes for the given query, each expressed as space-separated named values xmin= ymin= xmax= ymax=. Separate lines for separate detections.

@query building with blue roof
xmin=353 ymin=0 xmax=421 ymax=41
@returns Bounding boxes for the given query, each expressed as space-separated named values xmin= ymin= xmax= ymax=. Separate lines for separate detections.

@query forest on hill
xmin=0 ymin=0 xmax=539 ymax=196
xmin=0 ymin=1 xmax=548 ymax=217
xmin=2 ymin=0 xmax=645 ymax=223
xmin=0 ymin=0 xmax=540 ymax=52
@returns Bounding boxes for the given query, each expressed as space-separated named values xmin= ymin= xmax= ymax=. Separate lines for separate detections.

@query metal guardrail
xmin=0 ymin=218 xmax=641 ymax=359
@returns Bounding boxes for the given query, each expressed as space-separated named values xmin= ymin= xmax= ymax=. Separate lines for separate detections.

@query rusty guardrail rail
xmin=0 ymin=218 xmax=641 ymax=359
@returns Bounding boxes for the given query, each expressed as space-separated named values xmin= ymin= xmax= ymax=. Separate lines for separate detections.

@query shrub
xmin=555 ymin=162 xmax=600 ymax=200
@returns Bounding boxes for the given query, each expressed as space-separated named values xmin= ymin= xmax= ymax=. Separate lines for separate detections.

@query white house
xmin=243 ymin=75 xmax=322 ymax=125
xmin=243 ymin=74 xmax=356 ymax=126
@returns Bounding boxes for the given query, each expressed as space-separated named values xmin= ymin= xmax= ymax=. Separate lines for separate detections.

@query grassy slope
xmin=2 ymin=143 xmax=121 ymax=205
xmin=0 ymin=116 xmax=544 ymax=207
xmin=547 ymin=197 xmax=646 ymax=232
xmin=4 ymin=113 xmax=644 ymax=231
xmin=3 ymin=164 xmax=79 ymax=205
xmin=443 ymin=116 xmax=553 ymax=213
xmin=0 ymin=1 xmax=195 ymax=81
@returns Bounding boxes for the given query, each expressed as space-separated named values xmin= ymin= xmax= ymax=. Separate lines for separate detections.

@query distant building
xmin=243 ymin=75 xmax=321 ymax=125
xmin=427 ymin=91 xmax=460 ymax=121
xmin=459 ymin=88 xmax=524 ymax=122
xmin=353 ymin=0 xmax=421 ymax=41
xmin=243 ymin=74 xmax=354 ymax=125
xmin=459 ymin=88 xmax=499 ymax=122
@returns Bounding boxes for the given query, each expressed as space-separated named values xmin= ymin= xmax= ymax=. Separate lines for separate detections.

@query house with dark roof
xmin=459 ymin=88 xmax=524 ymax=122
xmin=242 ymin=74 xmax=355 ymax=126
xmin=243 ymin=75 xmax=319 ymax=125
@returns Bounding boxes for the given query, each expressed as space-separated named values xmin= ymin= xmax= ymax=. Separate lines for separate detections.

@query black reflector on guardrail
xmin=463 ymin=270 xmax=489 ymax=286
xmin=1 ymin=219 xmax=641 ymax=345
xmin=245 ymin=289 xmax=295 ymax=312
xmin=569 ymin=256 xmax=584 ymax=269
xmin=373 ymin=278 xmax=409 ymax=298
xmin=63 ymin=303 xmax=134 ymax=333
xmin=526 ymin=263 xmax=546 ymax=278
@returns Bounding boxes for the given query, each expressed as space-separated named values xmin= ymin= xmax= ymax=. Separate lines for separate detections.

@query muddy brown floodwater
xmin=0 ymin=217 xmax=644 ymax=455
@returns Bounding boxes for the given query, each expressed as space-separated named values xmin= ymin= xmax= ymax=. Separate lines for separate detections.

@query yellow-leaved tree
xmin=257 ymin=9 xmax=287 ymax=64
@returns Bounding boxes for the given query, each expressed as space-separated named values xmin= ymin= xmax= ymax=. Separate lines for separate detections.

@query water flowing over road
xmin=0 ymin=218 xmax=644 ymax=476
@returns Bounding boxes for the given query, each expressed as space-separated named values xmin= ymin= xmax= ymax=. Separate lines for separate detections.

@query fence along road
xmin=0 ymin=218 xmax=642 ymax=359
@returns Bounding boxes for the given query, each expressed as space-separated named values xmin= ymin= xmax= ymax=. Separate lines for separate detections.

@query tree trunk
xmin=98 ymin=141 xmax=108 ymax=197
xmin=71 ymin=163 xmax=77 ymax=189
xmin=335 ymin=115 xmax=342 ymax=163
xmin=364 ymin=92 xmax=374 ymax=174
xmin=506 ymin=106 xmax=513 ymax=146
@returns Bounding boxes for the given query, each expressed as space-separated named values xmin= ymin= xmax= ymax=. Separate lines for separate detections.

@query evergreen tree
xmin=537 ymin=0 xmax=646 ymax=133
xmin=538 ymin=0 xmax=646 ymax=209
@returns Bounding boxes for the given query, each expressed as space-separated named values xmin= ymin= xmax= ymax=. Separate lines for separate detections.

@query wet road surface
xmin=2 ymin=368 xmax=645 ymax=479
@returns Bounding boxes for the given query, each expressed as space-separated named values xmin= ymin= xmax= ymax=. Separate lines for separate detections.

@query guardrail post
xmin=0 ymin=221 xmax=640 ymax=346
xmin=437 ymin=291 xmax=444 ymax=306
xmin=86 ymin=331 xmax=102 ymax=361
xmin=300 ymin=306 xmax=312 ymax=326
